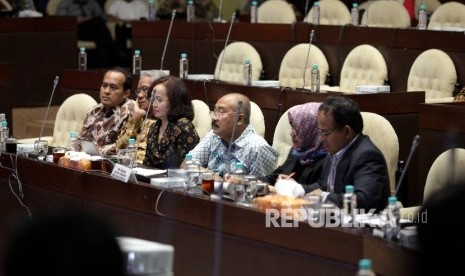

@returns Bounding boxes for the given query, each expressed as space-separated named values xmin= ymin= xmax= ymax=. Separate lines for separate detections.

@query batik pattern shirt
xmin=116 ymin=117 xmax=155 ymax=164
xmin=188 ymin=125 xmax=278 ymax=178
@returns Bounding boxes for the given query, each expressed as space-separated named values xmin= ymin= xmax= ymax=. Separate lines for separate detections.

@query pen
xmin=286 ymin=172 xmax=296 ymax=179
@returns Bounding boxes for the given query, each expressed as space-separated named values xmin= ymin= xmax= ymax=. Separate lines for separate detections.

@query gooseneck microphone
xmin=395 ymin=135 xmax=420 ymax=196
xmin=215 ymin=12 xmax=236 ymax=81
xmin=130 ymin=88 xmax=156 ymax=168
xmin=215 ymin=0 xmax=224 ymax=22
xmin=302 ymin=29 xmax=315 ymax=89
xmin=304 ymin=0 xmax=310 ymax=22
xmin=160 ymin=10 xmax=176 ymax=71
xmin=38 ymin=76 xmax=59 ymax=141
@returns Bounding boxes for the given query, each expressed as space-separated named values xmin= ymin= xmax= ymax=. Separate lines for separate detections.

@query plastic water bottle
xmin=351 ymin=3 xmax=359 ymax=26
xmin=132 ymin=50 xmax=142 ymax=75
xmin=78 ymin=47 xmax=87 ymax=71
xmin=67 ymin=131 xmax=79 ymax=151
xmin=243 ymin=58 xmax=252 ymax=86
xmin=148 ymin=0 xmax=156 ymax=21
xmin=250 ymin=1 xmax=258 ymax=23
xmin=384 ymin=196 xmax=401 ymax=241
xmin=185 ymin=153 xmax=200 ymax=187
xmin=186 ymin=0 xmax=195 ymax=22
xmin=356 ymin=259 xmax=376 ymax=276
xmin=342 ymin=185 xmax=357 ymax=224
xmin=232 ymin=162 xmax=246 ymax=203
xmin=311 ymin=64 xmax=320 ymax=92
xmin=418 ymin=4 xmax=427 ymax=30
xmin=179 ymin=53 xmax=188 ymax=79
xmin=0 ymin=121 xmax=9 ymax=152
xmin=127 ymin=138 xmax=137 ymax=168
xmin=312 ymin=1 xmax=320 ymax=25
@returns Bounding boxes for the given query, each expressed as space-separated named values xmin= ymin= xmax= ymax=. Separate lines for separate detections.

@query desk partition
xmin=0 ymin=154 xmax=416 ymax=275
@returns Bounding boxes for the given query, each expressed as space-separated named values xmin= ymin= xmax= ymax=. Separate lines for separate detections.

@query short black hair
xmin=318 ymin=96 xmax=363 ymax=133
xmin=107 ymin=66 xmax=132 ymax=90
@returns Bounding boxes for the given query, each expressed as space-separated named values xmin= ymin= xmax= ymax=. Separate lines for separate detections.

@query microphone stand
xmin=214 ymin=0 xmax=224 ymax=22
xmin=226 ymin=100 xmax=242 ymax=173
xmin=302 ymin=29 xmax=315 ymax=89
xmin=160 ymin=10 xmax=176 ymax=71
xmin=38 ymin=76 xmax=59 ymax=142
xmin=395 ymin=135 xmax=420 ymax=196
xmin=215 ymin=12 xmax=236 ymax=80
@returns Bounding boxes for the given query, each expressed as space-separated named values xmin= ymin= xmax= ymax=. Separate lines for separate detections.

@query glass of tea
xmin=52 ymin=147 xmax=66 ymax=164
xmin=201 ymin=171 xmax=215 ymax=194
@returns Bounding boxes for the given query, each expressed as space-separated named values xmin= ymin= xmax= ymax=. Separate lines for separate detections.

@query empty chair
xmin=257 ymin=0 xmax=296 ymax=24
xmin=305 ymin=0 xmax=351 ymax=25
xmin=271 ymin=109 xmax=292 ymax=167
xmin=278 ymin=43 xmax=329 ymax=89
xmin=191 ymin=99 xmax=211 ymax=140
xmin=401 ymin=148 xmax=465 ymax=220
xmin=335 ymin=44 xmax=388 ymax=93
xmin=361 ymin=112 xmax=399 ymax=194
xmin=407 ymin=49 xmax=457 ymax=103
xmin=18 ymin=93 xmax=98 ymax=147
xmin=250 ymin=101 xmax=265 ymax=138
xmin=427 ymin=1 xmax=465 ymax=31
xmin=361 ymin=0 xmax=411 ymax=28
xmin=214 ymin=41 xmax=263 ymax=83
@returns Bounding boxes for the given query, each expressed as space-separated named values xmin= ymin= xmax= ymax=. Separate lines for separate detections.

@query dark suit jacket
xmin=306 ymin=134 xmax=390 ymax=212
xmin=261 ymin=150 xmax=325 ymax=186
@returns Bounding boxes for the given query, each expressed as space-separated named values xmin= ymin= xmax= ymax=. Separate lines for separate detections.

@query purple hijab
xmin=287 ymin=102 xmax=326 ymax=165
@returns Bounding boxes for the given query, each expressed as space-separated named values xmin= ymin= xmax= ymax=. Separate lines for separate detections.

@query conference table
xmin=0 ymin=153 xmax=416 ymax=275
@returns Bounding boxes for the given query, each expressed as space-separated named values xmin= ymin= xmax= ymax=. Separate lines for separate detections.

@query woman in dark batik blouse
xmin=143 ymin=76 xmax=200 ymax=169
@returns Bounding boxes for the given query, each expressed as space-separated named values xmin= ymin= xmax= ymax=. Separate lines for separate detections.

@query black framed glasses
xmin=317 ymin=128 xmax=336 ymax=137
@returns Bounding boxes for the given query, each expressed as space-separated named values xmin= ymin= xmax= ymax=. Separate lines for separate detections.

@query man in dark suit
xmin=305 ymin=96 xmax=390 ymax=212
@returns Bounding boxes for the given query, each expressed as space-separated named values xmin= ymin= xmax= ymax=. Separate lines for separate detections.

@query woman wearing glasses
xmin=143 ymin=76 xmax=200 ymax=169
xmin=261 ymin=102 xmax=327 ymax=187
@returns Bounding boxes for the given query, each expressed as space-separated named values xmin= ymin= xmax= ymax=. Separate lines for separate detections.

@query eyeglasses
xmin=136 ymin=86 xmax=150 ymax=94
xmin=209 ymin=110 xmax=233 ymax=119
xmin=153 ymin=96 xmax=168 ymax=105
xmin=317 ymin=128 xmax=336 ymax=137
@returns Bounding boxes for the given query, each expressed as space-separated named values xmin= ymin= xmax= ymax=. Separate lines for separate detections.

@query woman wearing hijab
xmin=261 ymin=102 xmax=326 ymax=186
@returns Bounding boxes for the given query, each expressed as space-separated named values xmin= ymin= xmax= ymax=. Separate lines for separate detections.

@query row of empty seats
xmin=256 ymin=0 xmax=465 ymax=31
xmin=215 ymin=40 xmax=458 ymax=102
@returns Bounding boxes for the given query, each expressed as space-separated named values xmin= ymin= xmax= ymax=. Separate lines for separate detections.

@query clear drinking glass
xmin=34 ymin=139 xmax=48 ymax=161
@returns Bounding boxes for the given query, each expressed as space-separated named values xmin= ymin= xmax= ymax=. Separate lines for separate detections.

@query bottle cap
xmin=188 ymin=0 xmax=193 ymax=4
xmin=185 ymin=153 xmax=192 ymax=160
xmin=388 ymin=196 xmax=397 ymax=204
xmin=358 ymin=258 xmax=372 ymax=269
xmin=420 ymin=4 xmax=426 ymax=10
xmin=181 ymin=53 xmax=187 ymax=59
xmin=70 ymin=131 xmax=77 ymax=138
xmin=134 ymin=50 xmax=141 ymax=55
xmin=80 ymin=47 xmax=86 ymax=53
xmin=2 ymin=121 xmax=7 ymax=127
xmin=252 ymin=1 xmax=257 ymax=6
xmin=245 ymin=58 xmax=251 ymax=64
xmin=128 ymin=138 xmax=135 ymax=145
xmin=312 ymin=64 xmax=318 ymax=69
xmin=352 ymin=3 xmax=358 ymax=8
xmin=149 ymin=0 xmax=154 ymax=4
xmin=235 ymin=162 xmax=243 ymax=169
xmin=345 ymin=185 xmax=354 ymax=193
xmin=314 ymin=1 xmax=319 ymax=6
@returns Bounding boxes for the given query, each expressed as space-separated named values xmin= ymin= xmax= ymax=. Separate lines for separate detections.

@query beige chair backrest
xmin=214 ymin=42 xmax=263 ymax=83
xmin=257 ymin=0 xmax=296 ymax=24
xmin=427 ymin=1 xmax=465 ymax=31
xmin=339 ymin=44 xmax=388 ymax=93
xmin=191 ymin=99 xmax=211 ymax=140
xmin=361 ymin=112 xmax=399 ymax=193
xmin=407 ymin=49 xmax=456 ymax=102
xmin=424 ymin=148 xmax=465 ymax=202
xmin=279 ymin=43 xmax=329 ymax=89
xmin=52 ymin=93 xmax=97 ymax=147
xmin=271 ymin=109 xmax=292 ymax=167
xmin=305 ymin=0 xmax=351 ymax=25
xmin=250 ymin=101 xmax=265 ymax=138
xmin=361 ymin=0 xmax=411 ymax=28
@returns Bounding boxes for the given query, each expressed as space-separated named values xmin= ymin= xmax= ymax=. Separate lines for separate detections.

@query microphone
xmin=130 ymin=88 xmax=156 ymax=168
xmin=302 ymin=29 xmax=315 ymax=89
xmin=304 ymin=0 xmax=310 ymax=22
xmin=38 ymin=76 xmax=59 ymax=141
xmin=214 ymin=12 xmax=236 ymax=81
xmin=227 ymin=100 xmax=242 ymax=154
xmin=364 ymin=0 xmax=372 ymax=27
xmin=160 ymin=10 xmax=176 ymax=71
xmin=394 ymin=135 xmax=420 ymax=196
